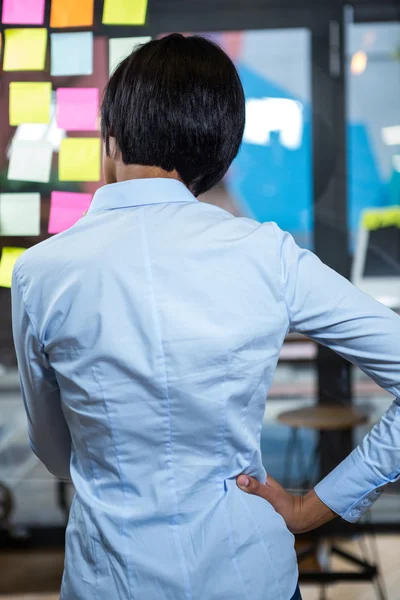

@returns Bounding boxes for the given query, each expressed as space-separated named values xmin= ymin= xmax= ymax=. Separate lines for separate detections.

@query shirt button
xmin=350 ymin=509 xmax=360 ymax=518
xmin=362 ymin=498 xmax=370 ymax=506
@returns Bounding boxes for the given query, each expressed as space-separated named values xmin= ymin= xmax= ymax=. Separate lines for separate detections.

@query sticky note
xmin=109 ymin=36 xmax=151 ymax=74
xmin=0 ymin=247 xmax=26 ymax=287
xmin=2 ymin=0 xmax=45 ymax=25
xmin=50 ymin=0 xmax=94 ymax=27
xmin=103 ymin=0 xmax=148 ymax=25
xmin=3 ymin=28 xmax=47 ymax=71
xmin=56 ymin=88 xmax=99 ymax=131
xmin=58 ymin=138 xmax=101 ymax=181
xmin=0 ymin=194 xmax=41 ymax=237
xmin=8 ymin=140 xmax=53 ymax=183
xmin=51 ymin=32 xmax=93 ymax=76
xmin=9 ymin=82 xmax=52 ymax=125
xmin=48 ymin=191 xmax=92 ymax=234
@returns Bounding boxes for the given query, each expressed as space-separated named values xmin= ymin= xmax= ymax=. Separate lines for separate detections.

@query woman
xmin=11 ymin=34 xmax=400 ymax=600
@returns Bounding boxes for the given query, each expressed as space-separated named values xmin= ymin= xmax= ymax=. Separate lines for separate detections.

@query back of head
xmin=101 ymin=33 xmax=245 ymax=197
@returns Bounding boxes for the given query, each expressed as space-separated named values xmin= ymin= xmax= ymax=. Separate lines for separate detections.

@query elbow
xmin=45 ymin=455 xmax=72 ymax=481
xmin=47 ymin=465 xmax=72 ymax=482
xmin=29 ymin=437 xmax=72 ymax=482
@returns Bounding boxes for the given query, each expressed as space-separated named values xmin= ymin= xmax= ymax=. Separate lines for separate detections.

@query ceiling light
xmin=351 ymin=50 xmax=368 ymax=75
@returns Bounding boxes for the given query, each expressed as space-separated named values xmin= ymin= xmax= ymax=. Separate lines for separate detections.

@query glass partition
xmin=347 ymin=21 xmax=400 ymax=249
xmin=198 ymin=28 xmax=313 ymax=249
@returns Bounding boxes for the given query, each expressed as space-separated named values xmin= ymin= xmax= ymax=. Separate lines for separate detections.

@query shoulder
xmin=13 ymin=227 xmax=74 ymax=293
xmin=196 ymin=200 xmax=278 ymax=238
xmin=14 ymin=235 xmax=56 ymax=278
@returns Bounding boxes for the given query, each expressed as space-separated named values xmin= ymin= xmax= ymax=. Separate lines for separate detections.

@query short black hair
xmin=101 ymin=33 xmax=245 ymax=197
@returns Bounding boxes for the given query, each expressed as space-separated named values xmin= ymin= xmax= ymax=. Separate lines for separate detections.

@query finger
xmin=236 ymin=475 xmax=289 ymax=512
xmin=236 ymin=474 xmax=283 ymax=495
xmin=236 ymin=475 xmax=271 ymax=501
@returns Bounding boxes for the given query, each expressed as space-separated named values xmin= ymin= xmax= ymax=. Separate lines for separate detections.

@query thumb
xmin=236 ymin=475 xmax=270 ymax=501
xmin=236 ymin=474 xmax=299 ymax=532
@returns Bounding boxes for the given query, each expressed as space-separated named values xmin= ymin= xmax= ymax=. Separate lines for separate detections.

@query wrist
xmin=294 ymin=490 xmax=337 ymax=533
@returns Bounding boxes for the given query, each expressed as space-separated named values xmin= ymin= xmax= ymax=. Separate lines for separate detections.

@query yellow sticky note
xmin=9 ymin=82 xmax=51 ymax=125
xmin=0 ymin=247 xmax=26 ymax=288
xmin=102 ymin=0 xmax=148 ymax=25
xmin=59 ymin=138 xmax=101 ymax=182
xmin=363 ymin=207 xmax=400 ymax=230
xmin=4 ymin=28 xmax=47 ymax=71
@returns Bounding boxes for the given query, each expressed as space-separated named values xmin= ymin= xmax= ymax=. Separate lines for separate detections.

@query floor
xmin=0 ymin=535 xmax=398 ymax=599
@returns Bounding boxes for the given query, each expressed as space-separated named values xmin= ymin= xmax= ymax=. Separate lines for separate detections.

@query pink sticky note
xmin=2 ymin=0 xmax=45 ymax=25
xmin=48 ymin=192 xmax=92 ymax=234
xmin=56 ymin=88 xmax=99 ymax=132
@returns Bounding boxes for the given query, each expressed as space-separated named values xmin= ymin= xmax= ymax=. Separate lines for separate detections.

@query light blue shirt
xmin=11 ymin=178 xmax=400 ymax=600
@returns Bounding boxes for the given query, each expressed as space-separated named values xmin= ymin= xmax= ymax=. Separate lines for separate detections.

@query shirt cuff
xmin=313 ymin=448 xmax=386 ymax=523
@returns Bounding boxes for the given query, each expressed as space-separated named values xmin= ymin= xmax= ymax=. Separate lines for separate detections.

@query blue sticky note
xmin=51 ymin=32 xmax=93 ymax=76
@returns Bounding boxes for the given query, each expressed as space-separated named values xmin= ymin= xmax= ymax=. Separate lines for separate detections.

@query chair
xmin=277 ymin=404 xmax=387 ymax=600
xmin=278 ymin=405 xmax=367 ymax=490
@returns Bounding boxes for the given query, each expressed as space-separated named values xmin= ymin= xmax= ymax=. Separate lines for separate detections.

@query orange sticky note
xmin=50 ymin=0 xmax=94 ymax=28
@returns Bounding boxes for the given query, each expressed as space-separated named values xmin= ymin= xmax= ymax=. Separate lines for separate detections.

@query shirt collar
xmin=87 ymin=178 xmax=198 ymax=214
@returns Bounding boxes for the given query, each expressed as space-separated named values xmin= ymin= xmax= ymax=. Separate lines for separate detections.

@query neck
xmin=115 ymin=164 xmax=183 ymax=185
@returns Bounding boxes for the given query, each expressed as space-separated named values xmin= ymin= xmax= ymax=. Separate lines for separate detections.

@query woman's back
xmin=16 ymin=178 xmax=298 ymax=599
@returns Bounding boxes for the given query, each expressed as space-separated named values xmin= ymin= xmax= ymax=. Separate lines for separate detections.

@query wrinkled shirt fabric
xmin=11 ymin=178 xmax=400 ymax=600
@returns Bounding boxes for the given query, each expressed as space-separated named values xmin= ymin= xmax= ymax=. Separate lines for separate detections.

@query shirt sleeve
xmin=273 ymin=222 xmax=400 ymax=523
xmin=11 ymin=266 xmax=72 ymax=481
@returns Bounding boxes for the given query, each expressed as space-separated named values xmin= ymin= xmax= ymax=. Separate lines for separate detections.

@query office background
xmin=0 ymin=0 xmax=399 ymax=598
